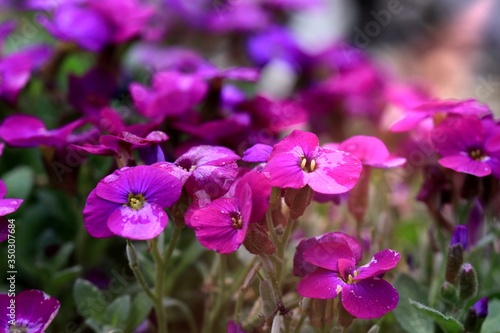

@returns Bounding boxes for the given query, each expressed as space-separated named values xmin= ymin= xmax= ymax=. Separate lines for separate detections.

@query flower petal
xmin=438 ymin=155 xmax=491 ymax=177
xmin=263 ymin=150 xmax=306 ymax=189
xmin=15 ymin=289 xmax=60 ymax=331
xmin=242 ymin=143 xmax=273 ymax=162
xmin=95 ymin=167 xmax=132 ymax=203
xmin=355 ymin=249 xmax=400 ymax=280
xmin=297 ymin=268 xmax=344 ymax=299
xmin=341 ymin=278 xmax=399 ymax=319
xmin=107 ymin=202 xmax=168 ymax=240
xmin=83 ymin=189 xmax=117 ymax=238
xmin=307 ymin=150 xmax=361 ymax=194
xmin=303 ymin=242 xmax=355 ymax=271
xmin=0 ymin=198 xmax=23 ymax=216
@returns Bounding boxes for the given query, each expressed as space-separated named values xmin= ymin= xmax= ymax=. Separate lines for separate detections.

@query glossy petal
xmin=341 ymin=278 xmax=399 ymax=319
xmin=338 ymin=135 xmax=406 ymax=168
xmin=107 ymin=202 xmax=168 ymax=240
xmin=83 ymin=189 xmax=117 ymax=238
xmin=16 ymin=290 xmax=60 ymax=332
xmin=355 ymin=249 xmax=401 ymax=280
xmin=242 ymin=144 xmax=273 ymax=162
xmin=306 ymin=150 xmax=362 ymax=194
xmin=270 ymin=130 xmax=319 ymax=157
xmin=438 ymin=155 xmax=491 ymax=177
xmin=303 ymin=242 xmax=355 ymax=271
xmin=297 ymin=268 xmax=344 ymax=299
xmin=262 ymin=149 xmax=306 ymax=189
xmin=0 ymin=198 xmax=23 ymax=216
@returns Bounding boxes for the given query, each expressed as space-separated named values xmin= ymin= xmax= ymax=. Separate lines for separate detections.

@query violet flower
xmin=0 ymin=289 xmax=60 ymax=333
xmin=187 ymin=184 xmax=251 ymax=253
xmin=83 ymin=165 xmax=182 ymax=240
xmin=0 ymin=180 xmax=23 ymax=242
xmin=431 ymin=115 xmax=500 ymax=178
xmin=295 ymin=234 xmax=400 ymax=319
xmin=263 ymin=130 xmax=361 ymax=194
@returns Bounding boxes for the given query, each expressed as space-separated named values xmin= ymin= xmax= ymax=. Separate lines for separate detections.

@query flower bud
xmin=445 ymin=243 xmax=464 ymax=284
xmin=367 ymin=325 xmax=380 ymax=333
xmin=338 ymin=299 xmax=354 ymax=328
xmin=458 ymin=263 xmax=478 ymax=300
xmin=126 ymin=241 xmax=138 ymax=267
xmin=440 ymin=281 xmax=458 ymax=304
xmin=284 ymin=185 xmax=314 ymax=219
xmin=464 ymin=297 xmax=488 ymax=332
xmin=451 ymin=225 xmax=468 ymax=250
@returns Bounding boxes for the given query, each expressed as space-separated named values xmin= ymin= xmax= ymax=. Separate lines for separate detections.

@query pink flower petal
xmin=438 ymin=155 xmax=491 ymax=177
xmin=0 ymin=198 xmax=23 ymax=216
xmin=341 ymin=278 xmax=399 ymax=319
xmin=107 ymin=202 xmax=168 ymax=240
xmin=297 ymin=268 xmax=344 ymax=299
xmin=355 ymin=249 xmax=400 ymax=280
xmin=14 ymin=289 xmax=60 ymax=331
xmin=83 ymin=189 xmax=117 ymax=238
xmin=264 ymin=150 xmax=306 ymax=189
xmin=270 ymin=130 xmax=319 ymax=157
xmin=303 ymin=242 xmax=355 ymax=271
xmin=306 ymin=150 xmax=361 ymax=194
xmin=242 ymin=144 xmax=273 ymax=163
xmin=95 ymin=167 xmax=132 ymax=203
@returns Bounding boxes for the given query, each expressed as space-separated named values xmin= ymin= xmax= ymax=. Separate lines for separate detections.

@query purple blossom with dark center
xmin=187 ymin=183 xmax=251 ymax=253
xmin=431 ymin=115 xmax=500 ymax=178
xmin=295 ymin=234 xmax=400 ymax=319
xmin=0 ymin=289 xmax=60 ymax=333
xmin=263 ymin=130 xmax=361 ymax=194
xmin=0 ymin=114 xmax=86 ymax=148
xmin=83 ymin=165 xmax=182 ymax=240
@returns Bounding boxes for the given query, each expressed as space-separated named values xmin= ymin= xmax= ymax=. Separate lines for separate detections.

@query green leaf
xmin=3 ymin=166 xmax=34 ymax=199
xmin=410 ymin=299 xmax=463 ymax=333
xmin=50 ymin=243 xmax=75 ymax=271
xmin=392 ymin=273 xmax=433 ymax=333
xmin=104 ymin=295 xmax=131 ymax=329
xmin=481 ymin=299 xmax=500 ymax=333
xmin=73 ymin=278 xmax=108 ymax=324
xmin=51 ymin=266 xmax=82 ymax=291
xmin=125 ymin=292 xmax=153 ymax=333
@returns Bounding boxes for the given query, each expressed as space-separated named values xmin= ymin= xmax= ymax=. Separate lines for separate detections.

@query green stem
xmin=234 ymin=259 xmax=261 ymax=322
xmin=204 ymin=254 xmax=228 ymax=333
xmin=266 ymin=209 xmax=280 ymax=246
xmin=162 ymin=226 xmax=182 ymax=274
xmin=276 ymin=218 xmax=296 ymax=286
xmin=152 ymin=238 xmax=168 ymax=333
xmin=292 ymin=307 xmax=308 ymax=333
xmin=126 ymin=240 xmax=155 ymax=302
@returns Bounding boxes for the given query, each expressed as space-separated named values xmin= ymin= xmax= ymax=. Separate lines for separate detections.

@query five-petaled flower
xmin=294 ymin=232 xmax=400 ymax=319
xmin=83 ymin=165 xmax=182 ymax=240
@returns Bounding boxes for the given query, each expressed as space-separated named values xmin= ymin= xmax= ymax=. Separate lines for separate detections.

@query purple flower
xmin=431 ymin=115 xmax=500 ymax=178
xmin=263 ymin=130 xmax=361 ymax=194
xmin=295 ymin=235 xmax=400 ymax=319
xmin=227 ymin=320 xmax=247 ymax=333
xmin=0 ymin=289 xmax=60 ymax=333
xmin=0 ymin=180 xmax=23 ymax=217
xmin=451 ymin=225 xmax=468 ymax=250
xmin=187 ymin=184 xmax=251 ymax=253
xmin=472 ymin=297 xmax=488 ymax=318
xmin=83 ymin=165 xmax=182 ymax=240
xmin=242 ymin=144 xmax=273 ymax=163
xmin=0 ymin=114 xmax=86 ymax=148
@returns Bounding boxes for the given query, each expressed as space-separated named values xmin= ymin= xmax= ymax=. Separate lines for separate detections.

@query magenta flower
xmin=0 ymin=179 xmax=22 ymax=242
xmin=0 ymin=289 xmax=60 ymax=333
xmin=83 ymin=165 xmax=182 ymax=240
xmin=295 ymin=234 xmax=400 ymax=319
xmin=187 ymin=184 xmax=251 ymax=253
xmin=431 ymin=115 xmax=500 ymax=178
xmin=263 ymin=130 xmax=361 ymax=194
xmin=0 ymin=114 xmax=86 ymax=148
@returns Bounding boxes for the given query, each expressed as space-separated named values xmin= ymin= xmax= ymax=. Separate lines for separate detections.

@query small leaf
xmin=50 ymin=243 xmax=75 ymax=271
xmin=260 ymin=279 xmax=277 ymax=319
xmin=410 ymin=299 xmax=463 ymax=333
xmin=73 ymin=278 xmax=108 ymax=324
xmin=52 ymin=266 xmax=82 ymax=290
xmin=104 ymin=295 xmax=131 ymax=329
xmin=3 ymin=166 xmax=34 ymax=199
xmin=125 ymin=292 xmax=153 ymax=332
xmin=481 ymin=299 xmax=500 ymax=333
xmin=392 ymin=273 xmax=433 ymax=333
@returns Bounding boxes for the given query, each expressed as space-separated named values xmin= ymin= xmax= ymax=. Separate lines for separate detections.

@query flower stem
xmin=152 ymin=238 xmax=168 ymax=333
xmin=126 ymin=240 xmax=155 ymax=302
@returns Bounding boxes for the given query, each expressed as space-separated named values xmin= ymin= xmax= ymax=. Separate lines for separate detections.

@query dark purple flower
xmin=472 ymin=297 xmax=488 ymax=318
xmin=296 ymin=235 xmax=400 ymax=319
xmin=263 ymin=130 xmax=362 ymax=194
xmin=451 ymin=225 xmax=468 ymax=250
xmin=431 ymin=115 xmax=500 ymax=178
xmin=83 ymin=165 xmax=182 ymax=240
xmin=0 ymin=289 xmax=60 ymax=333
xmin=0 ymin=114 xmax=86 ymax=148
xmin=68 ymin=67 xmax=117 ymax=116
xmin=187 ymin=184 xmax=251 ymax=253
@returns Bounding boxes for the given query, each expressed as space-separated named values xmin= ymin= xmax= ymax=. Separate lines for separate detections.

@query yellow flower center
xmin=469 ymin=148 xmax=485 ymax=161
xmin=10 ymin=325 xmax=28 ymax=333
xmin=300 ymin=156 xmax=317 ymax=173
xmin=127 ymin=193 xmax=146 ymax=210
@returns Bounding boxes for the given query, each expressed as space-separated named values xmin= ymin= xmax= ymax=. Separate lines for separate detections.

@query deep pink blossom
xmin=295 ymin=233 xmax=400 ymax=319
xmin=431 ymin=115 xmax=500 ymax=178
xmin=0 ymin=180 xmax=23 ymax=243
xmin=83 ymin=165 xmax=182 ymax=240
xmin=187 ymin=184 xmax=251 ymax=253
xmin=0 ymin=290 xmax=60 ymax=333
xmin=263 ymin=130 xmax=361 ymax=194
